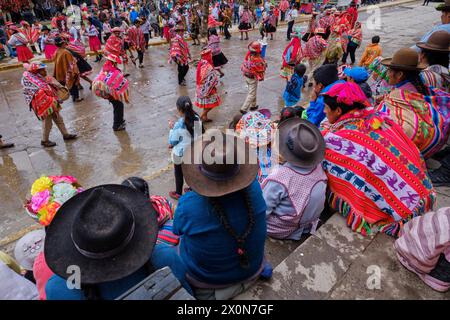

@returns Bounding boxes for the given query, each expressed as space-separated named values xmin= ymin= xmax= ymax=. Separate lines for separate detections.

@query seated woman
xmin=377 ymin=48 xmax=450 ymax=159
xmin=321 ymin=81 xmax=435 ymax=237
xmin=416 ymin=30 xmax=449 ymax=93
xmin=394 ymin=207 xmax=450 ymax=293
xmin=151 ymin=130 xmax=268 ymax=300
xmin=263 ymin=118 xmax=327 ymax=240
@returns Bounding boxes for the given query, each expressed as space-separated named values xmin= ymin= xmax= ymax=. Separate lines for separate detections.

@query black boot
xmin=429 ymin=165 xmax=450 ymax=187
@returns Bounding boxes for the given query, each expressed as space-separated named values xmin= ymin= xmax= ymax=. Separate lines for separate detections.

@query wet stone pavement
xmin=0 ymin=2 xmax=449 ymax=249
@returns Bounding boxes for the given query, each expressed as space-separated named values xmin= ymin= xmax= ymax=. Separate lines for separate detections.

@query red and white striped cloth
xmin=394 ymin=207 xmax=450 ymax=292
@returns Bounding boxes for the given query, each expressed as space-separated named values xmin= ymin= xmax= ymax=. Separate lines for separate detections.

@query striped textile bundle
xmin=302 ymin=35 xmax=328 ymax=60
xmin=394 ymin=207 xmax=450 ymax=292
xmin=21 ymin=71 xmax=61 ymax=120
xmin=157 ymin=220 xmax=180 ymax=246
xmin=322 ymin=109 xmax=436 ymax=237
xmin=150 ymin=195 xmax=179 ymax=246
xmin=169 ymin=34 xmax=190 ymax=65
xmin=151 ymin=195 xmax=175 ymax=226
xmin=92 ymin=69 xmax=129 ymax=103
xmin=377 ymin=87 xmax=450 ymax=159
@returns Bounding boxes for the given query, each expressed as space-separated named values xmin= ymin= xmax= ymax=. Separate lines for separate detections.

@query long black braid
xmin=401 ymin=70 xmax=429 ymax=96
xmin=208 ymin=189 xmax=255 ymax=269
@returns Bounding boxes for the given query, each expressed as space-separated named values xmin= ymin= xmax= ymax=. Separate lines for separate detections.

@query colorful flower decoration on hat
xmin=235 ymin=111 xmax=274 ymax=147
xmin=25 ymin=175 xmax=83 ymax=226
xmin=24 ymin=62 xmax=47 ymax=73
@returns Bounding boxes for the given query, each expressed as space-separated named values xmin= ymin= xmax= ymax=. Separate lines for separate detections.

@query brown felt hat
xmin=181 ymin=130 xmax=259 ymax=197
xmin=381 ymin=48 xmax=427 ymax=71
xmin=278 ymin=118 xmax=325 ymax=168
xmin=416 ymin=30 xmax=450 ymax=53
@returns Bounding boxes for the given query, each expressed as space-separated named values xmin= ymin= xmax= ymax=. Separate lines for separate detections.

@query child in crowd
xmin=235 ymin=109 xmax=274 ymax=183
xmin=343 ymin=66 xmax=373 ymax=101
xmin=262 ymin=118 xmax=327 ymax=240
xmin=283 ymin=64 xmax=307 ymax=107
xmin=359 ymin=35 xmax=382 ymax=68
xmin=121 ymin=177 xmax=179 ymax=246
xmin=168 ymin=96 xmax=203 ymax=200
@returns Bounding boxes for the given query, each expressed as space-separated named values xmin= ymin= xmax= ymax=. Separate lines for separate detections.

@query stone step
xmin=235 ymin=213 xmax=374 ymax=300
xmin=236 ymin=212 xmax=450 ymax=300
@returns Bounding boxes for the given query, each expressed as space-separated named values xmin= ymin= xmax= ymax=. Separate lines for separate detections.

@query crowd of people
xmin=0 ymin=0 xmax=450 ymax=300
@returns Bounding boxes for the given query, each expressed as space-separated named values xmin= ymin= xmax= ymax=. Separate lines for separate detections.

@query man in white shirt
xmin=286 ymin=4 xmax=298 ymax=41
xmin=69 ymin=21 xmax=79 ymax=41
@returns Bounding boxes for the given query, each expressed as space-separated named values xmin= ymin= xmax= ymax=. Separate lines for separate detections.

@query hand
xmin=168 ymin=144 xmax=173 ymax=149
xmin=168 ymin=120 xmax=174 ymax=129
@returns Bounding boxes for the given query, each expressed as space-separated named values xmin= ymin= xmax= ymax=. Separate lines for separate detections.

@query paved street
xmin=0 ymin=1 xmax=447 ymax=246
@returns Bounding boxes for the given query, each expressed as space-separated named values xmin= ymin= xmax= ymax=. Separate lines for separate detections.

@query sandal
xmin=63 ymin=134 xmax=78 ymax=141
xmin=169 ymin=191 xmax=181 ymax=200
xmin=201 ymin=117 xmax=212 ymax=123
xmin=0 ymin=142 xmax=14 ymax=149
xmin=41 ymin=140 xmax=57 ymax=148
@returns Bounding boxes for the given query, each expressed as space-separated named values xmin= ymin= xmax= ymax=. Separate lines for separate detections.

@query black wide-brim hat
xmin=44 ymin=184 xmax=158 ymax=285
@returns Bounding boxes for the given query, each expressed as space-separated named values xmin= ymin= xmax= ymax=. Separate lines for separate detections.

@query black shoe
xmin=0 ymin=142 xmax=14 ymax=149
xmin=431 ymin=146 xmax=450 ymax=162
xmin=249 ymin=105 xmax=259 ymax=111
xmin=41 ymin=140 xmax=57 ymax=148
xmin=63 ymin=134 xmax=78 ymax=141
xmin=113 ymin=121 xmax=126 ymax=131
xmin=429 ymin=166 xmax=450 ymax=187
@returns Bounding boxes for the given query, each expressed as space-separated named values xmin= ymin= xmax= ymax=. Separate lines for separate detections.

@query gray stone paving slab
xmin=329 ymin=233 xmax=450 ymax=300
xmin=314 ymin=214 xmax=376 ymax=261
xmin=236 ymin=235 xmax=351 ymax=300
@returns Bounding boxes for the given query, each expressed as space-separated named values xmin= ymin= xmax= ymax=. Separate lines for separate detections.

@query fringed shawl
xmin=377 ymin=87 xmax=450 ymax=158
xmin=169 ymin=34 xmax=190 ymax=65
xmin=92 ymin=61 xmax=129 ymax=103
xmin=21 ymin=71 xmax=60 ymax=120
xmin=322 ymin=109 xmax=435 ymax=237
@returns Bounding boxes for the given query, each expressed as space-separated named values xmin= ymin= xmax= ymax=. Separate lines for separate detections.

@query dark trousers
xmin=423 ymin=0 xmax=430 ymax=5
xmin=144 ymin=33 xmax=150 ymax=49
xmin=342 ymin=42 xmax=358 ymax=64
xmin=111 ymin=99 xmax=124 ymax=129
xmin=151 ymin=23 xmax=160 ymax=37
xmin=70 ymin=85 xmax=79 ymax=100
xmin=281 ymin=11 xmax=286 ymax=21
xmin=287 ymin=21 xmax=294 ymax=40
xmin=224 ymin=23 xmax=231 ymax=39
xmin=174 ymin=164 xmax=184 ymax=195
xmin=177 ymin=64 xmax=189 ymax=84
xmin=138 ymin=50 xmax=144 ymax=65
xmin=233 ymin=11 xmax=239 ymax=24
